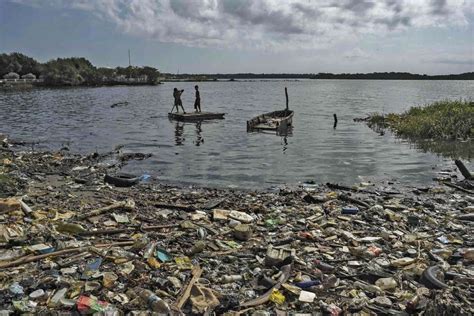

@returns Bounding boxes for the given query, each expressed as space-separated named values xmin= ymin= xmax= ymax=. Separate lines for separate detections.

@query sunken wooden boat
xmin=247 ymin=87 xmax=294 ymax=132
xmin=246 ymin=109 xmax=294 ymax=132
xmin=168 ymin=112 xmax=225 ymax=122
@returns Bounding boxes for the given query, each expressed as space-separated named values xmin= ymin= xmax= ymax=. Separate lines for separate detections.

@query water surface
xmin=1 ymin=80 xmax=472 ymax=188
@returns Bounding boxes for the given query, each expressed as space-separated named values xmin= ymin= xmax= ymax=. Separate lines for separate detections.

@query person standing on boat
xmin=173 ymin=88 xmax=186 ymax=113
xmin=194 ymin=85 xmax=201 ymax=112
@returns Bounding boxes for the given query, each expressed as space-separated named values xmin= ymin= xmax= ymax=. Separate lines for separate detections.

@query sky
xmin=0 ymin=0 xmax=473 ymax=74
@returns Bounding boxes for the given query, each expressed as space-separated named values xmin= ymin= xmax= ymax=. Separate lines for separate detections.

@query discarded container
xmin=136 ymin=288 xmax=171 ymax=313
xmin=375 ymin=277 xmax=397 ymax=290
xmin=341 ymin=206 xmax=359 ymax=215
xmin=298 ymin=290 xmax=316 ymax=303
xmin=264 ymin=245 xmax=295 ymax=267
xmin=76 ymin=295 xmax=112 ymax=314
xmin=269 ymin=289 xmax=285 ymax=305
xmin=233 ymin=224 xmax=253 ymax=241
xmin=175 ymin=256 xmax=193 ymax=270
xmin=229 ymin=210 xmax=254 ymax=223
xmin=295 ymin=280 xmax=321 ymax=289
xmin=220 ymin=275 xmax=243 ymax=283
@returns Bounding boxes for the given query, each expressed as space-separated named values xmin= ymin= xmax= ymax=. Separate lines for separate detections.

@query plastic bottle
xmin=137 ymin=288 xmax=171 ymax=313
xmin=220 ymin=275 xmax=243 ymax=283
xmin=375 ymin=277 xmax=397 ymax=290
xmin=313 ymin=260 xmax=335 ymax=272
xmin=143 ymin=242 xmax=157 ymax=259
xmin=295 ymin=280 xmax=321 ymax=289
xmin=341 ymin=206 xmax=359 ymax=215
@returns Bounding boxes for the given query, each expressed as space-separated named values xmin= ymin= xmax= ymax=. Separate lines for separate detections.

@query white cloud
xmin=11 ymin=0 xmax=474 ymax=50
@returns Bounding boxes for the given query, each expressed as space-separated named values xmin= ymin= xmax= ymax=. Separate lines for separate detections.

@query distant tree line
xmin=0 ymin=52 xmax=160 ymax=86
xmin=171 ymin=72 xmax=473 ymax=80
xmin=309 ymin=72 xmax=474 ymax=80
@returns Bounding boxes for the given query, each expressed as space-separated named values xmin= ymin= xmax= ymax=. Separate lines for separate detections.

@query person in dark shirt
xmin=173 ymin=88 xmax=185 ymax=113
xmin=194 ymin=85 xmax=201 ymax=113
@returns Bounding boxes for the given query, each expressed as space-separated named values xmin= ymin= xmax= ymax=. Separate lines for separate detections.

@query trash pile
xmin=1 ymin=138 xmax=473 ymax=315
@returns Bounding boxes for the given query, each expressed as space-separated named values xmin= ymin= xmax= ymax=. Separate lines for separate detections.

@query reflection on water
xmin=281 ymin=136 xmax=289 ymax=153
xmin=173 ymin=120 xmax=205 ymax=146
xmin=194 ymin=122 xmax=204 ymax=146
xmin=368 ymin=124 xmax=472 ymax=159
xmin=174 ymin=121 xmax=185 ymax=146
xmin=410 ymin=139 xmax=472 ymax=160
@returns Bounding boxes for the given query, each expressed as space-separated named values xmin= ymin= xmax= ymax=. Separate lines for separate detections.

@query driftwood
xmin=442 ymin=181 xmax=473 ymax=194
xmin=173 ymin=265 xmax=203 ymax=311
xmin=455 ymin=160 xmax=473 ymax=180
xmin=339 ymin=194 xmax=370 ymax=208
xmin=75 ymin=199 xmax=135 ymax=220
xmin=155 ymin=203 xmax=196 ymax=212
xmin=0 ymin=241 xmax=134 ymax=269
xmin=78 ymin=224 xmax=180 ymax=236
xmin=326 ymin=182 xmax=374 ymax=194
xmin=240 ymin=263 xmax=292 ymax=308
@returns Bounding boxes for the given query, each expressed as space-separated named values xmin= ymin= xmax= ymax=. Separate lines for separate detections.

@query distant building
xmin=3 ymin=72 xmax=20 ymax=79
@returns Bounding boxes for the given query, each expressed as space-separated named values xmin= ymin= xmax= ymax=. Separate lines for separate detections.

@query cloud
xmin=10 ymin=0 xmax=474 ymax=50
xmin=344 ymin=48 xmax=371 ymax=60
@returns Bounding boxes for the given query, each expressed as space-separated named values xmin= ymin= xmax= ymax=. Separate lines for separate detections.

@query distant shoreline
xmin=164 ymin=72 xmax=474 ymax=81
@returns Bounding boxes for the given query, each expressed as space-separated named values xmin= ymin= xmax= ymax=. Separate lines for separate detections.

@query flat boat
xmin=168 ymin=112 xmax=225 ymax=122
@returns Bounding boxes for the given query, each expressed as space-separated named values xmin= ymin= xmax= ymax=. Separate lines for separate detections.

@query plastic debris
xmin=0 ymin=144 xmax=472 ymax=314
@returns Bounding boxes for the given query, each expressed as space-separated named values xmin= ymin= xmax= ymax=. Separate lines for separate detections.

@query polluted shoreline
xmin=0 ymin=134 xmax=473 ymax=315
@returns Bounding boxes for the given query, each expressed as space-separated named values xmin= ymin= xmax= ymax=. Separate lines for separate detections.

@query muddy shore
xmin=0 ymin=134 xmax=473 ymax=315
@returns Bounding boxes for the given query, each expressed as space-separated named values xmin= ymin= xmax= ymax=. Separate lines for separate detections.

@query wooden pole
xmin=333 ymin=114 xmax=338 ymax=129
xmin=285 ymin=87 xmax=289 ymax=111
xmin=455 ymin=160 xmax=473 ymax=180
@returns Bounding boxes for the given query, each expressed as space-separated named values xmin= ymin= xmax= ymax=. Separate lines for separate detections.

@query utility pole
xmin=128 ymin=49 xmax=131 ymax=79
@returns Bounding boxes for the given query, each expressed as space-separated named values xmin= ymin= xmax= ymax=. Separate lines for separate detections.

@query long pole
xmin=285 ymin=87 xmax=289 ymax=110
xmin=128 ymin=49 xmax=131 ymax=79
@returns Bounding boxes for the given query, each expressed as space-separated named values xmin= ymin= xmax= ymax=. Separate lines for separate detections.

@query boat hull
xmin=168 ymin=112 xmax=225 ymax=122
xmin=247 ymin=110 xmax=294 ymax=132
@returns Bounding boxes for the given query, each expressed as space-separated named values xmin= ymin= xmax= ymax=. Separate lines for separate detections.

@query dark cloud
xmin=431 ymin=0 xmax=450 ymax=16
xmin=341 ymin=0 xmax=375 ymax=13
xmin=375 ymin=15 xmax=412 ymax=30
xmin=10 ymin=0 xmax=473 ymax=49
xmin=219 ymin=0 xmax=305 ymax=35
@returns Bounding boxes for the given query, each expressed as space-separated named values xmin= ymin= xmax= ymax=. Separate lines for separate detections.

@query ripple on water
xmin=1 ymin=80 xmax=472 ymax=188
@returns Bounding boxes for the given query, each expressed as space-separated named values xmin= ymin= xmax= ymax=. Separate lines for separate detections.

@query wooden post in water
xmin=285 ymin=87 xmax=289 ymax=111
xmin=333 ymin=114 xmax=338 ymax=129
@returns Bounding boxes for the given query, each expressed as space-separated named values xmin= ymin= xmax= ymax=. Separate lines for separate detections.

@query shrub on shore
xmin=368 ymin=100 xmax=473 ymax=140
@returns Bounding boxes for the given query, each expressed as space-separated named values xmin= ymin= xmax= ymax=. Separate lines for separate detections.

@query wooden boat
xmin=247 ymin=87 xmax=294 ymax=132
xmin=246 ymin=109 xmax=294 ymax=132
xmin=168 ymin=112 xmax=225 ymax=122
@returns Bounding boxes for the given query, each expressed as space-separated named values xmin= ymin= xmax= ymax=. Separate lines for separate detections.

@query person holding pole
xmin=172 ymin=88 xmax=186 ymax=113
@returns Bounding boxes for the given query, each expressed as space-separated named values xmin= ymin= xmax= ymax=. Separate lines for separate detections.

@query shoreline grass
xmin=368 ymin=100 xmax=473 ymax=140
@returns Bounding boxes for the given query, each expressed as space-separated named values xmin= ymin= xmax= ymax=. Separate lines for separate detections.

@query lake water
xmin=1 ymin=80 xmax=473 ymax=189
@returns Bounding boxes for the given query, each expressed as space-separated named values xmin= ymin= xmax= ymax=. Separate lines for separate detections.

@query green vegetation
xmin=0 ymin=52 xmax=160 ymax=86
xmin=368 ymin=100 xmax=473 ymax=140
